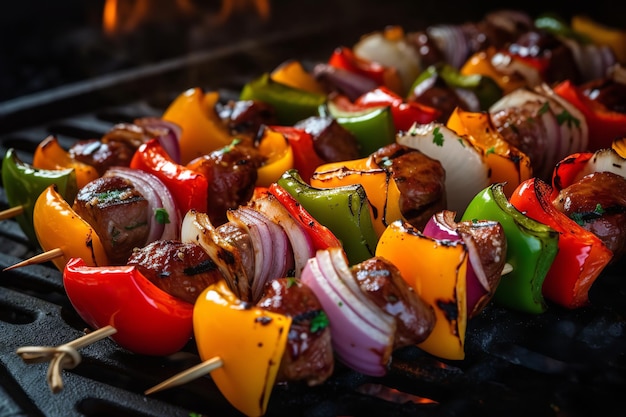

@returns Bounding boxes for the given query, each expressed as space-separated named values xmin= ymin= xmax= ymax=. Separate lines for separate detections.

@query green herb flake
xmin=556 ymin=109 xmax=580 ymax=128
xmin=433 ymin=127 xmax=444 ymax=146
xmin=154 ymin=208 xmax=171 ymax=225
xmin=538 ymin=101 xmax=551 ymax=116
xmin=595 ymin=203 xmax=605 ymax=215
xmin=310 ymin=311 xmax=330 ymax=333
xmin=485 ymin=146 xmax=496 ymax=155
xmin=286 ymin=277 xmax=298 ymax=288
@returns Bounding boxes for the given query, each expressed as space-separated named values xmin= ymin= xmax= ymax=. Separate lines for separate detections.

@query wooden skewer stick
xmin=3 ymin=248 xmax=64 ymax=271
xmin=0 ymin=205 xmax=24 ymax=220
xmin=16 ymin=325 xmax=117 ymax=393
xmin=144 ymin=356 xmax=224 ymax=395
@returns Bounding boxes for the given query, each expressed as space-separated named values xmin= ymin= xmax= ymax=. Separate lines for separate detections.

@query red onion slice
xmin=248 ymin=193 xmax=315 ymax=278
xmin=228 ymin=206 xmax=293 ymax=303
xmin=423 ymin=211 xmax=491 ymax=318
xmin=301 ymin=248 xmax=395 ymax=376
xmin=105 ymin=166 xmax=180 ymax=243
xmin=135 ymin=117 xmax=182 ymax=164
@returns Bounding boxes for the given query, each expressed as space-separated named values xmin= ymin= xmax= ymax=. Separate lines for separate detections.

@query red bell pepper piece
xmin=550 ymin=152 xmax=594 ymax=199
xmin=554 ymin=80 xmax=626 ymax=150
xmin=510 ymin=178 xmax=613 ymax=309
xmin=63 ymin=257 xmax=194 ymax=356
xmin=130 ymin=138 xmax=208 ymax=215
xmin=269 ymin=125 xmax=325 ymax=183
xmin=268 ymin=182 xmax=342 ymax=251
xmin=328 ymin=46 xmax=402 ymax=93
xmin=354 ymin=86 xmax=441 ymax=131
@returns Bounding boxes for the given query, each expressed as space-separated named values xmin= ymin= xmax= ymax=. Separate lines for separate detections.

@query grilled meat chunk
xmin=216 ymin=99 xmax=278 ymax=138
xmin=189 ymin=142 xmax=263 ymax=226
xmin=69 ymin=138 xmax=138 ymax=177
xmin=352 ymin=257 xmax=436 ymax=349
xmin=257 ymin=278 xmax=334 ymax=386
xmin=553 ymin=171 xmax=626 ymax=261
xmin=294 ymin=116 xmax=361 ymax=163
xmin=127 ymin=240 xmax=223 ymax=304
xmin=73 ymin=175 xmax=150 ymax=265
xmin=372 ymin=143 xmax=446 ymax=230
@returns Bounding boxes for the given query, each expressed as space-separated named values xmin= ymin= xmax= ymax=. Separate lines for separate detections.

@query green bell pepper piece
xmin=461 ymin=183 xmax=559 ymax=314
xmin=277 ymin=169 xmax=378 ymax=265
xmin=2 ymin=148 xmax=78 ymax=245
xmin=322 ymin=101 xmax=395 ymax=157
xmin=239 ymin=73 xmax=327 ymax=126
xmin=409 ymin=64 xmax=503 ymax=111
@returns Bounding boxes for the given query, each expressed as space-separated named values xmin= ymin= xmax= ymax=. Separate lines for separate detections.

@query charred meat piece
xmin=294 ymin=116 xmax=361 ymax=163
xmin=73 ymin=175 xmax=150 ymax=265
xmin=553 ymin=171 xmax=626 ymax=261
xmin=189 ymin=141 xmax=263 ymax=226
xmin=257 ymin=278 xmax=334 ymax=386
xmin=69 ymin=138 xmax=138 ymax=177
xmin=372 ymin=143 xmax=447 ymax=230
xmin=490 ymin=100 xmax=549 ymax=176
xmin=352 ymin=257 xmax=436 ymax=349
xmin=127 ymin=240 xmax=223 ymax=304
xmin=580 ymin=77 xmax=626 ymax=114
xmin=216 ymin=99 xmax=278 ymax=138
xmin=441 ymin=210 xmax=508 ymax=317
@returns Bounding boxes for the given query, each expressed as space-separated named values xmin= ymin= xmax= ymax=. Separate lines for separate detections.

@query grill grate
xmin=1 ymin=16 xmax=626 ymax=417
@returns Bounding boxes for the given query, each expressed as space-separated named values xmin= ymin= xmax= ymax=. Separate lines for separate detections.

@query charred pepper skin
xmin=461 ymin=183 xmax=559 ymax=314
xmin=277 ymin=169 xmax=378 ymax=265
xmin=2 ymin=148 xmax=78 ymax=245
xmin=376 ymin=219 xmax=469 ymax=360
xmin=193 ymin=280 xmax=291 ymax=417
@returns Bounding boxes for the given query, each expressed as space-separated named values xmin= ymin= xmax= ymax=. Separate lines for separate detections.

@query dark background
xmin=0 ymin=0 xmax=622 ymax=103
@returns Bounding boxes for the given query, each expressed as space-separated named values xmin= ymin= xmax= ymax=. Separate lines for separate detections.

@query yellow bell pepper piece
xmin=311 ymin=156 xmax=403 ymax=237
xmin=446 ymin=107 xmax=532 ymax=197
xmin=460 ymin=48 xmax=528 ymax=95
xmin=33 ymin=135 xmax=99 ymax=189
xmin=572 ymin=15 xmax=626 ymax=63
xmin=270 ymin=59 xmax=326 ymax=94
xmin=376 ymin=220 xmax=468 ymax=360
xmin=193 ymin=280 xmax=291 ymax=417
xmin=256 ymin=128 xmax=294 ymax=187
xmin=33 ymin=185 xmax=109 ymax=272
xmin=162 ymin=88 xmax=234 ymax=164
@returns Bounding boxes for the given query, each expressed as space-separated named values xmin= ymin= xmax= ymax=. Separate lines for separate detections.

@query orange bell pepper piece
xmin=162 ymin=88 xmax=234 ymax=164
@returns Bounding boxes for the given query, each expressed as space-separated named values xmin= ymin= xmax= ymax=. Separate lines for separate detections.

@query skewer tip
xmin=4 ymin=247 xmax=64 ymax=271
xmin=144 ymin=356 xmax=223 ymax=395
xmin=0 ymin=205 xmax=24 ymax=221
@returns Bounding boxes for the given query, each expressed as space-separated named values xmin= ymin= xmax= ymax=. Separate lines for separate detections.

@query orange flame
xmin=103 ymin=0 xmax=270 ymax=36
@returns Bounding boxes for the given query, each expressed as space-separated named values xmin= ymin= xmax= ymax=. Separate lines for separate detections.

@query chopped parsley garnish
xmin=286 ymin=277 xmax=298 ymax=288
xmin=485 ymin=146 xmax=496 ymax=155
xmin=154 ymin=208 xmax=171 ymax=224
xmin=538 ymin=101 xmax=551 ymax=115
xmin=310 ymin=311 xmax=330 ymax=333
xmin=432 ymin=127 xmax=444 ymax=146
xmin=556 ymin=109 xmax=581 ymax=128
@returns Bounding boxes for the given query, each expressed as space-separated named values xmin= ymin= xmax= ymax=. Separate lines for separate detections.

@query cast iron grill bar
xmin=1 ymin=22 xmax=626 ymax=417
